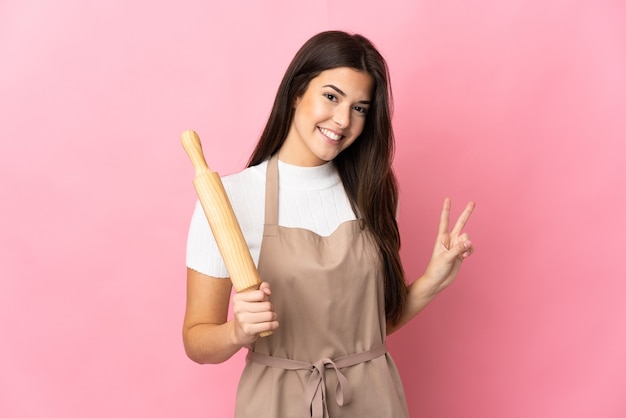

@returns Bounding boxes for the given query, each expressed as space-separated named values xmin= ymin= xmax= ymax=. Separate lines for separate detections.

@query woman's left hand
xmin=422 ymin=198 xmax=475 ymax=296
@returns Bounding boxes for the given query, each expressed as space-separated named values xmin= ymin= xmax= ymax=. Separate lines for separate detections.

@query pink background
xmin=1 ymin=1 xmax=625 ymax=417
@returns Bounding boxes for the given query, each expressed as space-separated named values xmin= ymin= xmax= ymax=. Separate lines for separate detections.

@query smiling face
xmin=278 ymin=67 xmax=374 ymax=167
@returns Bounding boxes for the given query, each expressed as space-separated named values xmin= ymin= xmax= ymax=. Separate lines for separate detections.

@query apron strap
xmin=264 ymin=154 xmax=279 ymax=227
xmin=247 ymin=344 xmax=388 ymax=418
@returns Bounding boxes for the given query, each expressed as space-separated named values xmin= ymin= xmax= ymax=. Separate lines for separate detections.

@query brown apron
xmin=234 ymin=155 xmax=408 ymax=418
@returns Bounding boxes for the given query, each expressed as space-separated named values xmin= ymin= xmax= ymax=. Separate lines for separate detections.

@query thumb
xmin=447 ymin=240 xmax=472 ymax=260
xmin=259 ymin=281 xmax=272 ymax=296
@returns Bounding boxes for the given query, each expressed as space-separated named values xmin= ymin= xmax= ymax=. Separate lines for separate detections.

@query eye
xmin=323 ymin=93 xmax=338 ymax=102
xmin=353 ymin=105 xmax=368 ymax=115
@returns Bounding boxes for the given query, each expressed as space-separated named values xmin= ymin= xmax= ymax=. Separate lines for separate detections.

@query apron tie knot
xmin=304 ymin=357 xmax=352 ymax=418
xmin=246 ymin=344 xmax=387 ymax=418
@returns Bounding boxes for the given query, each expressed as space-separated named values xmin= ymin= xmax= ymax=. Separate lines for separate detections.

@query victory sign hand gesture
xmin=422 ymin=198 xmax=475 ymax=295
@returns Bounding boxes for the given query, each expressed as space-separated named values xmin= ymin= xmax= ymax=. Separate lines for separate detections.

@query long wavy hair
xmin=247 ymin=31 xmax=407 ymax=326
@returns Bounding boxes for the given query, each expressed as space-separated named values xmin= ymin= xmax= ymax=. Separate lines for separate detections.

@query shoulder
xmin=220 ymin=160 xmax=268 ymax=217
xmin=222 ymin=161 xmax=267 ymax=200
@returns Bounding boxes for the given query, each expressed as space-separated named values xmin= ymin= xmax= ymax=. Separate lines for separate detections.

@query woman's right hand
xmin=232 ymin=282 xmax=279 ymax=345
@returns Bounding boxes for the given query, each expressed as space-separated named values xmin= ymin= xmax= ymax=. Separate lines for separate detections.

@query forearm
xmin=183 ymin=320 xmax=245 ymax=364
xmin=386 ymin=275 xmax=440 ymax=335
xmin=184 ymin=268 xmax=248 ymax=364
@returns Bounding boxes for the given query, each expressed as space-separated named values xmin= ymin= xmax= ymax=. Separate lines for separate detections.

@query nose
xmin=333 ymin=105 xmax=351 ymax=128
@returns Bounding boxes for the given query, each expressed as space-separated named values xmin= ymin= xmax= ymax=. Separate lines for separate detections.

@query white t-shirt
xmin=186 ymin=159 xmax=357 ymax=278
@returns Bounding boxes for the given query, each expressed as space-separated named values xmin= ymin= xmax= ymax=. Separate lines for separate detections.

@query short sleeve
xmin=185 ymin=200 xmax=229 ymax=278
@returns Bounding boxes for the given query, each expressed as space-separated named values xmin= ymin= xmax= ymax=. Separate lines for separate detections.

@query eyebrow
xmin=322 ymin=84 xmax=371 ymax=104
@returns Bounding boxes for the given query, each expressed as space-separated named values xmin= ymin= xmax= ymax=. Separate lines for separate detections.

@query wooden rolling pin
xmin=181 ymin=130 xmax=271 ymax=336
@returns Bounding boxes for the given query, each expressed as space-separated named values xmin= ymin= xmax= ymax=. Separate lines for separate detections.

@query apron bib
xmin=234 ymin=155 xmax=408 ymax=418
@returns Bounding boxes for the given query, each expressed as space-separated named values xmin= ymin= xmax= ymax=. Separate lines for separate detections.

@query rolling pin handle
xmin=181 ymin=129 xmax=210 ymax=176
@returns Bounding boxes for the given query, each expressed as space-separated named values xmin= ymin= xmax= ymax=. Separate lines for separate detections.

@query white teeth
xmin=319 ymin=127 xmax=342 ymax=141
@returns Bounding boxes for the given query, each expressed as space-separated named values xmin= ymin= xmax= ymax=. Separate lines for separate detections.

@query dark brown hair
xmin=248 ymin=31 xmax=407 ymax=325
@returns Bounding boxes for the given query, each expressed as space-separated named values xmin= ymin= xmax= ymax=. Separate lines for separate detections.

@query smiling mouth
xmin=318 ymin=127 xmax=343 ymax=141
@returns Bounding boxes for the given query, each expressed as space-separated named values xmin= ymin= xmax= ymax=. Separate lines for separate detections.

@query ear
xmin=293 ymin=95 xmax=302 ymax=109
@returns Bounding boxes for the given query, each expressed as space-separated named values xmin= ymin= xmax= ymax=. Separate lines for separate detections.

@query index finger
xmin=450 ymin=201 xmax=476 ymax=237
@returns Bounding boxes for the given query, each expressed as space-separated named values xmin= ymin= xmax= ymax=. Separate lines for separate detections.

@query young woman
xmin=183 ymin=30 xmax=475 ymax=417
